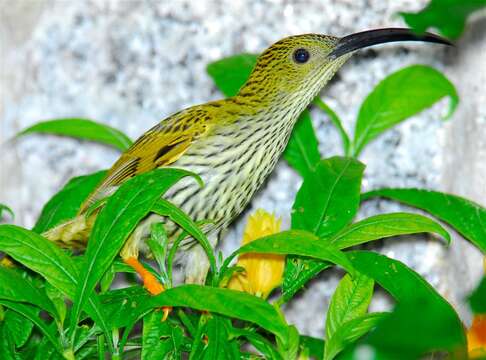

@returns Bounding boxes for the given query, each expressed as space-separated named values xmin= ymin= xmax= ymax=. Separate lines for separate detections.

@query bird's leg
xmin=124 ymin=257 xmax=171 ymax=321
xmin=121 ymin=214 xmax=171 ymax=320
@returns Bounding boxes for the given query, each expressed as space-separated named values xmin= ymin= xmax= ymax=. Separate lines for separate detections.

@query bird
xmin=44 ymin=28 xmax=451 ymax=293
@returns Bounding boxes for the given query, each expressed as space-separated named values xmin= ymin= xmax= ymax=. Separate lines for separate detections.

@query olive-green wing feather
xmin=78 ymin=107 xmax=212 ymax=214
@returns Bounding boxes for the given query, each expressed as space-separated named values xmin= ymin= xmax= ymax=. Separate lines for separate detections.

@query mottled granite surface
xmin=1 ymin=0 xmax=484 ymax=337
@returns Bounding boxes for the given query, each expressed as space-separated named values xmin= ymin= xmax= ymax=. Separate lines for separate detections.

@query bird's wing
xmin=79 ymin=107 xmax=213 ymax=213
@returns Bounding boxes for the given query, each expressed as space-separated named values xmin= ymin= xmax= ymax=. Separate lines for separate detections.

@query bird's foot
xmin=124 ymin=257 xmax=172 ymax=321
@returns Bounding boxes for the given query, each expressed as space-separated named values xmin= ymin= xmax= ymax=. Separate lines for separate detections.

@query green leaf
xmin=142 ymin=311 xmax=185 ymax=360
xmin=324 ymin=312 xmax=387 ymax=360
xmin=0 ymin=225 xmax=79 ymax=298
xmin=0 ymin=225 xmax=113 ymax=352
xmin=0 ymin=322 xmax=16 ymax=360
xmin=347 ymin=251 xmax=467 ymax=358
xmin=18 ymin=118 xmax=132 ymax=151
xmin=330 ymin=212 xmax=451 ymax=250
xmin=292 ymin=157 xmax=365 ymax=238
xmin=45 ymin=282 xmax=67 ymax=326
xmin=363 ymin=300 xmax=466 ymax=359
xmin=314 ymin=98 xmax=351 ymax=156
xmin=281 ymin=259 xmax=331 ymax=302
xmin=229 ymin=328 xmax=282 ymax=359
xmin=98 ymin=286 xmax=148 ymax=329
xmin=0 ymin=267 xmax=59 ymax=320
xmin=325 ymin=273 xmax=374 ymax=340
xmin=4 ymin=309 xmax=36 ymax=348
xmin=363 ymin=188 xmax=486 ymax=253
xmin=152 ymin=199 xmax=216 ymax=276
xmin=71 ymin=168 xmax=198 ymax=338
xmin=299 ymin=336 xmax=325 ymax=359
xmin=206 ymin=54 xmax=258 ymax=97
xmin=276 ymin=325 xmax=300 ymax=360
xmin=468 ymin=277 xmax=486 ymax=314
xmin=147 ymin=223 xmax=170 ymax=287
xmin=283 ymin=110 xmax=321 ymax=177
xmin=225 ymin=230 xmax=355 ymax=276
xmin=400 ymin=0 xmax=486 ymax=39
xmin=0 ymin=204 xmax=14 ymax=221
xmin=352 ymin=65 xmax=458 ymax=157
xmin=197 ymin=315 xmax=241 ymax=360
xmin=104 ymin=285 xmax=290 ymax=344
xmin=0 ymin=300 xmax=63 ymax=355
xmin=33 ymin=170 xmax=106 ymax=233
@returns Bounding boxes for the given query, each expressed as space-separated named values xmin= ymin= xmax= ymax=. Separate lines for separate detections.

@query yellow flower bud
xmin=228 ymin=209 xmax=285 ymax=298
xmin=0 ymin=256 xmax=14 ymax=268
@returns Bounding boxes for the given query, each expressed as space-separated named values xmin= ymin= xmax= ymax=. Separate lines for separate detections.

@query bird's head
xmin=238 ymin=28 xmax=451 ymax=108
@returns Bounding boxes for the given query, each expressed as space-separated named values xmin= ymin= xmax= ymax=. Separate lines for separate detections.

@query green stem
xmin=178 ymin=309 xmax=197 ymax=337
xmin=313 ymin=98 xmax=352 ymax=156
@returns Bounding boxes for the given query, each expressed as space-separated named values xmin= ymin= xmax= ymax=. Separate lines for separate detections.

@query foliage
xmin=18 ymin=118 xmax=133 ymax=151
xmin=3 ymin=17 xmax=485 ymax=359
xmin=400 ymin=0 xmax=486 ymax=39
xmin=363 ymin=188 xmax=486 ymax=253
xmin=0 ymin=204 xmax=14 ymax=222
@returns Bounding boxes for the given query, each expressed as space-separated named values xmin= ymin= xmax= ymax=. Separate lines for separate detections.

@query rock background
xmin=1 ymin=0 xmax=484 ymax=337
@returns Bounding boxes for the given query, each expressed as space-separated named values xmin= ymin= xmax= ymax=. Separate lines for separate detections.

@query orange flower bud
xmin=468 ymin=315 xmax=486 ymax=359
xmin=228 ymin=209 xmax=285 ymax=299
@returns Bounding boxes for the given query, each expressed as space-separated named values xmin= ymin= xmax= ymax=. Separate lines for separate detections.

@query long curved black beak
xmin=329 ymin=28 xmax=452 ymax=58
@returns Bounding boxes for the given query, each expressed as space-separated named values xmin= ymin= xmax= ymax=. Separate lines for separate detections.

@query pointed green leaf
xmin=325 ymin=273 xmax=374 ymax=340
xmin=18 ymin=118 xmax=132 ymax=151
xmin=300 ymin=336 xmax=325 ymax=360
xmin=71 ymin=169 xmax=198 ymax=338
xmin=400 ymin=0 xmax=486 ymax=39
xmin=363 ymin=188 xmax=486 ymax=253
xmin=0 ymin=225 xmax=79 ymax=298
xmin=282 ymin=259 xmax=331 ymax=302
xmin=4 ymin=309 xmax=36 ymax=348
xmin=468 ymin=277 xmax=486 ymax=314
xmin=206 ymin=54 xmax=258 ymax=97
xmin=0 ymin=322 xmax=16 ymax=360
xmin=230 ymin=328 xmax=282 ymax=360
xmin=284 ymin=110 xmax=321 ymax=177
xmin=0 ymin=300 xmax=63 ymax=355
xmin=292 ymin=156 xmax=365 ymax=238
xmin=352 ymin=65 xmax=458 ymax=157
xmin=33 ymin=170 xmax=106 ymax=233
xmin=147 ymin=223 xmax=170 ymax=287
xmin=324 ymin=313 xmax=387 ymax=360
xmin=347 ymin=251 xmax=467 ymax=357
xmin=0 ymin=204 xmax=14 ymax=221
xmin=330 ymin=212 xmax=450 ymax=250
xmin=152 ymin=199 xmax=216 ymax=275
xmin=0 ymin=225 xmax=113 ymax=352
xmin=0 ymin=267 xmax=59 ymax=320
xmin=360 ymin=299 xmax=466 ymax=359
xmin=102 ymin=285 xmax=290 ymax=344
xmin=226 ymin=230 xmax=354 ymax=276
xmin=198 ymin=315 xmax=241 ymax=360
xmin=142 ymin=311 xmax=185 ymax=360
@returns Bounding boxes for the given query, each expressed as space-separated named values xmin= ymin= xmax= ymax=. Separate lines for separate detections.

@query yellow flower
xmin=228 ymin=209 xmax=285 ymax=298
xmin=468 ymin=315 xmax=486 ymax=358
xmin=0 ymin=256 xmax=14 ymax=268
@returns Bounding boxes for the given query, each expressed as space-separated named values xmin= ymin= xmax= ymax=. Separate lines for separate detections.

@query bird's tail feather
xmin=42 ymin=214 xmax=95 ymax=249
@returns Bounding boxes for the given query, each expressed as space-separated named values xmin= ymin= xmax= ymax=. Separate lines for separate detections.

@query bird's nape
xmin=328 ymin=28 xmax=453 ymax=58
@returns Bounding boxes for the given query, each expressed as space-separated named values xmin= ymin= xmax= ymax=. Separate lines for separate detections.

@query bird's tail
xmin=42 ymin=214 xmax=96 ymax=249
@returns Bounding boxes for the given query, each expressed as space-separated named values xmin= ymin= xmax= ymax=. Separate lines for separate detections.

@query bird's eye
xmin=293 ymin=48 xmax=310 ymax=64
